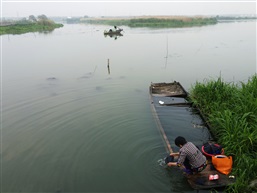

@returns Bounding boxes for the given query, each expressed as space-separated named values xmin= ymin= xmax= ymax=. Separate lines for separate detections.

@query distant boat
xmin=104 ymin=26 xmax=123 ymax=35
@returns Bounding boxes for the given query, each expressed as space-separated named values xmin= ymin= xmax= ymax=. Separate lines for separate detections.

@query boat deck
xmin=150 ymin=82 xmax=188 ymax=97
xmin=187 ymin=160 xmax=235 ymax=190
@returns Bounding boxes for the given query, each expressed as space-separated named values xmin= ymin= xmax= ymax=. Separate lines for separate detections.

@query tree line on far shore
xmin=82 ymin=17 xmax=217 ymax=28
xmin=0 ymin=14 xmax=63 ymax=35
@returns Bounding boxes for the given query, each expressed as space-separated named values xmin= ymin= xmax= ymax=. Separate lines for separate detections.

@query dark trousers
xmin=183 ymin=158 xmax=191 ymax=170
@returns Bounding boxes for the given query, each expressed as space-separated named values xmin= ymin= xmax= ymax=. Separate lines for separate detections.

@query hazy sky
xmin=1 ymin=1 xmax=256 ymax=18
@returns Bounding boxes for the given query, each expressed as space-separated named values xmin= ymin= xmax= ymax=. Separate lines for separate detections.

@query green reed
xmin=83 ymin=17 xmax=217 ymax=28
xmin=189 ymin=74 xmax=257 ymax=193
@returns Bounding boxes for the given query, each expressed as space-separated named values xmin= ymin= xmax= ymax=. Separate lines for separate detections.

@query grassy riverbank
xmin=0 ymin=19 xmax=63 ymax=35
xmin=189 ymin=75 xmax=257 ymax=192
xmin=82 ymin=16 xmax=217 ymax=28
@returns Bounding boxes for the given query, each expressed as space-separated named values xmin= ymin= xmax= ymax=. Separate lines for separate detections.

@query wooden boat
xmin=150 ymin=81 xmax=188 ymax=97
xmin=104 ymin=28 xmax=123 ymax=35
xmin=149 ymin=81 xmax=235 ymax=190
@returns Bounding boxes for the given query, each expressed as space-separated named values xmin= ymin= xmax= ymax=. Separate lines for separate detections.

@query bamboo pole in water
xmin=149 ymin=86 xmax=173 ymax=154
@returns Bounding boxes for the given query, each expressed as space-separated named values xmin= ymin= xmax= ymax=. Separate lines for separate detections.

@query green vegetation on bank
xmin=0 ymin=15 xmax=63 ymax=35
xmin=217 ymin=15 xmax=257 ymax=21
xmin=82 ymin=17 xmax=217 ymax=28
xmin=189 ymin=75 xmax=257 ymax=193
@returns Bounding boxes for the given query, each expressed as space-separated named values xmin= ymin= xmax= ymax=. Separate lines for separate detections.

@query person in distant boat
xmin=167 ymin=136 xmax=207 ymax=174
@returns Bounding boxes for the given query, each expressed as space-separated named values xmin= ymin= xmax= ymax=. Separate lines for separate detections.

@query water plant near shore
xmin=82 ymin=17 xmax=217 ymax=28
xmin=128 ymin=17 xmax=217 ymax=28
xmin=189 ymin=75 xmax=257 ymax=192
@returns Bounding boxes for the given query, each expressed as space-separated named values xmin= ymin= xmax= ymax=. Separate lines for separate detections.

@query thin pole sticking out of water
xmin=93 ymin=65 xmax=97 ymax=74
xmin=164 ymin=35 xmax=168 ymax=68
xmin=107 ymin=59 xmax=110 ymax=74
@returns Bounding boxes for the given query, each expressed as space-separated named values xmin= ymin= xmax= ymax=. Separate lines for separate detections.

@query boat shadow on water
xmin=104 ymin=33 xmax=123 ymax=40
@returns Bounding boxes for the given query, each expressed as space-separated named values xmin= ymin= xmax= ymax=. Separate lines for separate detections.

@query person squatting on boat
xmin=167 ymin=136 xmax=207 ymax=174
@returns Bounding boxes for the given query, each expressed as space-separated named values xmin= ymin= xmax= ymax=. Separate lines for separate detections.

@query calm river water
xmin=2 ymin=20 xmax=256 ymax=192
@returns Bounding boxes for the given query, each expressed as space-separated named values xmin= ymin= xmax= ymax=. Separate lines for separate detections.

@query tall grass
xmin=189 ymin=75 xmax=257 ymax=193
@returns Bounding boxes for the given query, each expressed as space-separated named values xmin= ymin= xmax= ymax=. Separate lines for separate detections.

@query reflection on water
xmin=107 ymin=58 xmax=111 ymax=74
xmin=104 ymin=33 xmax=123 ymax=40
xmin=2 ymin=21 xmax=256 ymax=192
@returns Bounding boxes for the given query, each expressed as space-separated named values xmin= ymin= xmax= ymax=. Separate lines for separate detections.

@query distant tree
xmin=29 ymin=15 xmax=37 ymax=22
xmin=37 ymin=14 xmax=48 ymax=20
xmin=84 ymin=15 xmax=89 ymax=18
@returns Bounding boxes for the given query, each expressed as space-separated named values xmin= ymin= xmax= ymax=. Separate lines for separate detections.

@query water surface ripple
xmin=2 ymin=21 xmax=256 ymax=192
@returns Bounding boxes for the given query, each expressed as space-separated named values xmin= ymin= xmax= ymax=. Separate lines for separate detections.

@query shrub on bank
xmin=0 ymin=18 xmax=63 ymax=35
xmin=189 ymin=75 xmax=257 ymax=193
